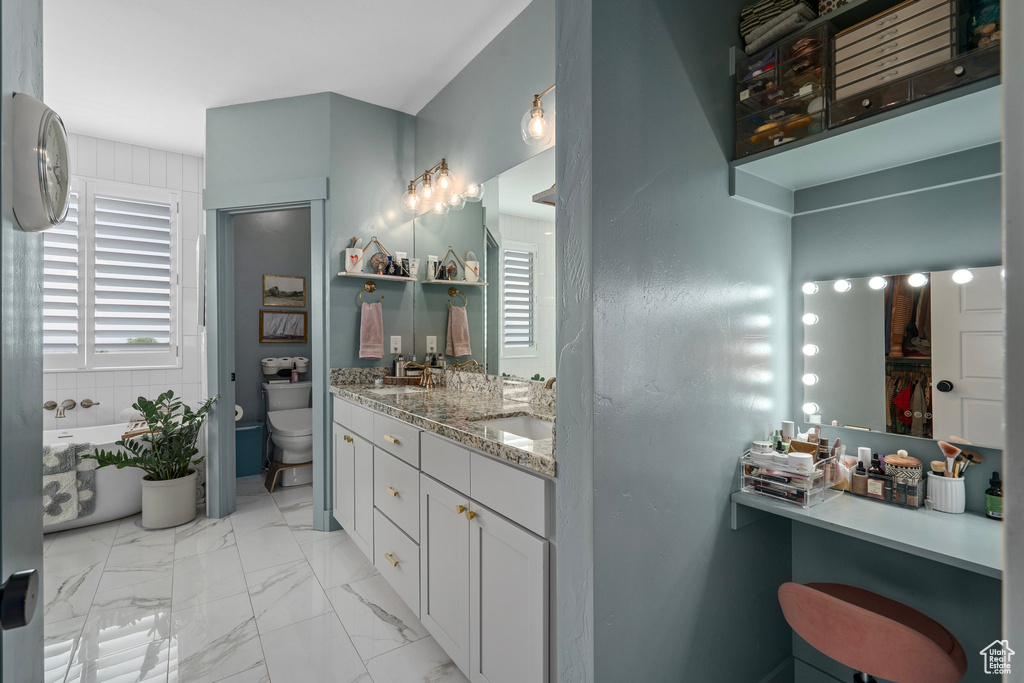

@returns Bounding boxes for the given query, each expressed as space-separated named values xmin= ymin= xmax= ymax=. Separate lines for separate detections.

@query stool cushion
xmin=778 ymin=582 xmax=967 ymax=683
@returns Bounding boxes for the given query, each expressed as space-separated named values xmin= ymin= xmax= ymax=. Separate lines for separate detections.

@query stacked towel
xmin=359 ymin=301 xmax=384 ymax=359
xmin=741 ymin=0 xmax=818 ymax=54
xmin=42 ymin=442 xmax=98 ymax=527
xmin=446 ymin=306 xmax=472 ymax=357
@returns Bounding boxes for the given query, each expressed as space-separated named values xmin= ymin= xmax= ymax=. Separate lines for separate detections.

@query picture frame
xmin=259 ymin=310 xmax=308 ymax=343
xmin=263 ymin=274 xmax=306 ymax=307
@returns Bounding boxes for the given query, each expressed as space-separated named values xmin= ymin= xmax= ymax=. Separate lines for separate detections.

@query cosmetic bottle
xmin=866 ymin=455 xmax=886 ymax=500
xmin=393 ymin=353 xmax=405 ymax=377
xmin=986 ymin=472 xmax=1003 ymax=520
xmin=290 ymin=362 xmax=298 ymax=383
xmin=851 ymin=462 xmax=868 ymax=496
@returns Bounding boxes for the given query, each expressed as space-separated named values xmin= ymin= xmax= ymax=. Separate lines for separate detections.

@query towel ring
xmin=448 ymin=287 xmax=467 ymax=308
xmin=359 ymin=281 xmax=383 ymax=304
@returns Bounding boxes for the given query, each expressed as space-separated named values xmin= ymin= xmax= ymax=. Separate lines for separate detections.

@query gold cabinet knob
xmin=344 ymin=434 xmax=354 ymax=443
xmin=384 ymin=485 xmax=398 ymax=497
xmin=455 ymin=505 xmax=466 ymax=514
xmin=384 ymin=435 xmax=400 ymax=445
xmin=465 ymin=510 xmax=476 ymax=520
xmin=384 ymin=552 xmax=399 ymax=567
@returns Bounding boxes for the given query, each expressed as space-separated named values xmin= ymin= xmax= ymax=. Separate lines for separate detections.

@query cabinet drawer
xmin=373 ymin=509 xmax=420 ymax=617
xmin=373 ymin=414 xmax=420 ymax=467
xmin=470 ymin=453 xmax=552 ymax=538
xmin=836 ymin=0 xmax=950 ymax=53
xmin=836 ymin=24 xmax=952 ymax=78
xmin=835 ymin=48 xmax=950 ymax=100
xmin=332 ymin=396 xmax=352 ymax=428
xmin=836 ymin=36 xmax=952 ymax=89
xmin=421 ymin=433 xmax=471 ymax=495
xmin=350 ymin=403 xmax=374 ymax=439
xmin=912 ymin=45 xmax=1000 ymax=99
xmin=830 ymin=80 xmax=912 ymax=127
xmin=374 ymin=447 xmax=420 ymax=541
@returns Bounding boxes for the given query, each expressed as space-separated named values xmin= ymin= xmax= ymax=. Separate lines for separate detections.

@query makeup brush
xmin=938 ymin=441 xmax=961 ymax=478
xmin=959 ymin=448 xmax=984 ymax=477
xmin=930 ymin=461 xmax=946 ymax=475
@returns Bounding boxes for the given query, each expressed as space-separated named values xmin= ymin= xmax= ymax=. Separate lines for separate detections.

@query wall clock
xmin=13 ymin=93 xmax=70 ymax=232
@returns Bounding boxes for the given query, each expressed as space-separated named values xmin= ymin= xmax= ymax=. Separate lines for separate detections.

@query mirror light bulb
xmin=802 ymin=344 xmax=819 ymax=356
xmin=802 ymin=402 xmax=820 ymax=415
xmin=802 ymin=282 xmax=818 ymax=295
xmin=952 ymin=269 xmax=974 ymax=284
xmin=802 ymin=373 xmax=819 ymax=386
xmin=802 ymin=313 xmax=819 ymax=326
xmin=436 ymin=171 xmax=452 ymax=192
xmin=833 ymin=279 xmax=852 ymax=293
xmin=463 ymin=183 xmax=484 ymax=201
xmin=869 ymin=277 xmax=887 ymax=290
xmin=528 ymin=113 xmax=547 ymax=138
xmin=908 ymin=272 xmax=928 ymax=287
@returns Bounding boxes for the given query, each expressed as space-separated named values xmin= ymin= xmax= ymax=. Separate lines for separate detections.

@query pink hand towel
xmin=359 ymin=302 xmax=383 ymax=359
xmin=446 ymin=305 xmax=472 ymax=357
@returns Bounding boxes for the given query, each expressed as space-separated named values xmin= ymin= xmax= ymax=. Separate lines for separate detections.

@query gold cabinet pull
xmin=384 ymin=552 xmax=399 ymax=567
xmin=384 ymin=435 xmax=400 ymax=444
xmin=344 ymin=435 xmax=354 ymax=443
xmin=465 ymin=510 xmax=476 ymax=520
xmin=384 ymin=485 xmax=399 ymax=497
xmin=455 ymin=505 xmax=466 ymax=514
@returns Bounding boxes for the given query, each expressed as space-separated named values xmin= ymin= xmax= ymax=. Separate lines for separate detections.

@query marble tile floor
xmin=43 ymin=475 xmax=468 ymax=683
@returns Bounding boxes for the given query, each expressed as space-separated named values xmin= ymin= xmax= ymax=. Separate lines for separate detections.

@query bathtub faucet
xmin=51 ymin=399 xmax=77 ymax=419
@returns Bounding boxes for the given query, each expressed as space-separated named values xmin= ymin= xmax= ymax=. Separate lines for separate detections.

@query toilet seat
xmin=267 ymin=408 xmax=312 ymax=437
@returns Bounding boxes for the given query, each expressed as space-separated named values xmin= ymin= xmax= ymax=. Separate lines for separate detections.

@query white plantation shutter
xmin=42 ymin=188 xmax=82 ymax=361
xmin=502 ymin=243 xmax=537 ymax=352
xmin=92 ymin=192 xmax=173 ymax=354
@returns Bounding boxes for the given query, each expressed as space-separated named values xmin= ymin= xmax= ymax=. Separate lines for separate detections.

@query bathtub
xmin=43 ymin=422 xmax=145 ymax=533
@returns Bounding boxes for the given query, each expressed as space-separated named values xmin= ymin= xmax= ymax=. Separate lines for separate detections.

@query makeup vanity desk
xmin=731 ymin=491 xmax=1002 ymax=579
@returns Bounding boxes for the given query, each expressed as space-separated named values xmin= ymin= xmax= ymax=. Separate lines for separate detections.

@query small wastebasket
xmin=236 ymin=420 xmax=265 ymax=477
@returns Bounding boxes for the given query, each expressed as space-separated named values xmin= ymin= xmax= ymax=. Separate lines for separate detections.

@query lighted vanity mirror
xmin=413 ymin=147 xmax=555 ymax=381
xmin=801 ymin=265 xmax=1005 ymax=449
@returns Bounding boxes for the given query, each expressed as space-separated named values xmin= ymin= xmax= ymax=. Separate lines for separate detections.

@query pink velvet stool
xmin=778 ymin=582 xmax=968 ymax=683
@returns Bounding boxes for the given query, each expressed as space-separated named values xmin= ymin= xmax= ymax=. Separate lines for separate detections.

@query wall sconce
xmin=521 ymin=84 xmax=555 ymax=147
xmin=402 ymin=158 xmax=482 ymax=215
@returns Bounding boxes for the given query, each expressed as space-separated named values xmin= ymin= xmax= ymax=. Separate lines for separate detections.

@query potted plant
xmin=88 ymin=390 xmax=218 ymax=529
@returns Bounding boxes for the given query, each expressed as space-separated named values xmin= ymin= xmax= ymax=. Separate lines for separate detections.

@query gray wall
xmin=232 ymin=208 xmax=312 ymax=420
xmin=1 ymin=0 xmax=44 ymax=678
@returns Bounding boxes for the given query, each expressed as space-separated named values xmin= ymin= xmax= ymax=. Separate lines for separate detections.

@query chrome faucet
xmin=55 ymin=399 xmax=76 ymax=419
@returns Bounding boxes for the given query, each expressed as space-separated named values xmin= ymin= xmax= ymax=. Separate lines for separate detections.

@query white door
xmin=351 ymin=437 xmax=374 ymax=560
xmin=469 ymin=503 xmax=549 ymax=683
xmin=419 ymin=475 xmax=471 ymax=673
xmin=931 ymin=266 xmax=1005 ymax=448
xmin=332 ymin=424 xmax=354 ymax=530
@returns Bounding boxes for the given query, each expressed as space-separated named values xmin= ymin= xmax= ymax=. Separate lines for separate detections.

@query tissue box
xmin=819 ymin=0 xmax=849 ymax=14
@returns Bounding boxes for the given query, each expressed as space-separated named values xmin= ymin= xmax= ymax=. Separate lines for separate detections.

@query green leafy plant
xmin=86 ymin=390 xmax=219 ymax=481
xmin=531 ymin=374 xmax=546 ymax=382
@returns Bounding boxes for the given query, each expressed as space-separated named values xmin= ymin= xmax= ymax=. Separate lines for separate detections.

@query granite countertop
xmin=329 ymin=383 xmax=556 ymax=477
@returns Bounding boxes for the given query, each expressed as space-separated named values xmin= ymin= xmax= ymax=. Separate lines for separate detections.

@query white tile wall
xmin=497 ymin=214 xmax=556 ymax=381
xmin=44 ymin=134 xmax=207 ymax=432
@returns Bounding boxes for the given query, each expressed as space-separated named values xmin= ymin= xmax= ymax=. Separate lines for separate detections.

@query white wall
xmin=42 ymin=134 xmax=206 ymax=431
xmin=498 ymin=213 xmax=555 ymax=380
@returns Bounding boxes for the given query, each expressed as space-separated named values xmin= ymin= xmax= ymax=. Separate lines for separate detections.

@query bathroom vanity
xmin=329 ymin=376 xmax=554 ymax=682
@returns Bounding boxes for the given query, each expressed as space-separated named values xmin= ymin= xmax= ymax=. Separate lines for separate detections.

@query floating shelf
xmin=423 ymin=279 xmax=488 ymax=287
xmin=336 ymin=272 xmax=414 ymax=282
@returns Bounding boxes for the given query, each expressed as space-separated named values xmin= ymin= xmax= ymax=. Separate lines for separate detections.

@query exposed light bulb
xmin=802 ymin=344 xmax=819 ymax=356
xmin=802 ymin=313 xmax=819 ymax=325
xmin=802 ymin=402 xmax=820 ymax=415
xmin=521 ymin=101 xmax=554 ymax=147
xmin=908 ymin=272 xmax=928 ymax=287
xmin=420 ymin=179 xmax=435 ymax=202
xmin=400 ymin=184 xmax=419 ymax=214
xmin=802 ymin=282 xmax=819 ymax=295
xmin=431 ymin=200 xmax=450 ymax=216
xmin=463 ymin=183 xmax=484 ymax=202
xmin=952 ymin=269 xmax=974 ymax=284
xmin=529 ymin=113 xmax=546 ymax=138
xmin=436 ymin=169 xmax=452 ymax=192
xmin=448 ymin=193 xmax=465 ymax=211
xmin=802 ymin=374 xmax=819 ymax=386
xmin=869 ymin=276 xmax=888 ymax=290
xmin=833 ymin=279 xmax=852 ymax=293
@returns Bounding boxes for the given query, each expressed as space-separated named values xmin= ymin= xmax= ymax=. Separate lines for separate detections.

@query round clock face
xmin=40 ymin=111 xmax=70 ymax=224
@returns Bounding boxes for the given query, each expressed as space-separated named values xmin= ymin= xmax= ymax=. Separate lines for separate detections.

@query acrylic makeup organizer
xmin=740 ymin=451 xmax=842 ymax=509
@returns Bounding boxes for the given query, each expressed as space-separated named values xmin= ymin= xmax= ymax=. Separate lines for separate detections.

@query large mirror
xmin=800 ymin=265 xmax=1005 ymax=449
xmin=413 ymin=148 xmax=555 ymax=380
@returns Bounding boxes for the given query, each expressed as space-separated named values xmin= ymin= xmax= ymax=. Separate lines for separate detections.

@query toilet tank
xmin=263 ymin=380 xmax=312 ymax=411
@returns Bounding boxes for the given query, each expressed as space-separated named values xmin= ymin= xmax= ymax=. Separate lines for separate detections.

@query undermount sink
xmin=472 ymin=415 xmax=553 ymax=441
xmin=368 ymin=386 xmax=427 ymax=396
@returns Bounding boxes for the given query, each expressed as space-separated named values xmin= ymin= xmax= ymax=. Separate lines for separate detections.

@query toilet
xmin=263 ymin=380 xmax=313 ymax=487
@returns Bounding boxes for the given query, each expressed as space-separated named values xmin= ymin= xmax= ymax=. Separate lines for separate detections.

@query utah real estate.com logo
xmin=981 ymin=640 xmax=1014 ymax=675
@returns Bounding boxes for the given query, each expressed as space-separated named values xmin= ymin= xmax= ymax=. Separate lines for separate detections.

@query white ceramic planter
xmin=927 ymin=471 xmax=966 ymax=514
xmin=141 ymin=470 xmax=198 ymax=529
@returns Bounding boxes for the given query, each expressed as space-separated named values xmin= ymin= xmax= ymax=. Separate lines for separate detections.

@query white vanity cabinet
xmin=332 ymin=399 xmax=374 ymax=559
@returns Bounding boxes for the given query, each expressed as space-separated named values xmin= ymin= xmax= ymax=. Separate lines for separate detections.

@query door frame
xmin=204 ymin=178 xmax=333 ymax=529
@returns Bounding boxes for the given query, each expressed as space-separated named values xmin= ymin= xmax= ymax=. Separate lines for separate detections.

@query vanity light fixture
xmin=802 ymin=344 xmax=819 ymax=356
xmin=521 ymin=84 xmax=556 ymax=147
xmin=833 ymin=279 xmax=852 ymax=293
xmin=952 ymin=269 xmax=974 ymax=284
xmin=802 ymin=313 xmax=819 ymax=325
xmin=463 ymin=182 xmax=484 ymax=202
xmin=802 ymin=402 xmax=820 ymax=415
xmin=802 ymin=282 xmax=819 ymax=295
xmin=802 ymin=373 xmax=819 ymax=386
xmin=402 ymin=158 xmax=479 ymax=215
xmin=868 ymin=276 xmax=888 ymax=290
xmin=448 ymin=192 xmax=466 ymax=211
xmin=908 ymin=272 xmax=929 ymax=287
xmin=430 ymin=199 xmax=450 ymax=216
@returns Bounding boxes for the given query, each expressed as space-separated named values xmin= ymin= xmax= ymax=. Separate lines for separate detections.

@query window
xmin=43 ymin=180 xmax=180 ymax=370
xmin=501 ymin=241 xmax=538 ymax=358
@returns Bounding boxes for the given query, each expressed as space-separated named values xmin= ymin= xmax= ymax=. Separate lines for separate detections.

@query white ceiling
xmin=43 ymin=0 xmax=531 ymax=157
xmin=498 ymin=147 xmax=554 ymax=222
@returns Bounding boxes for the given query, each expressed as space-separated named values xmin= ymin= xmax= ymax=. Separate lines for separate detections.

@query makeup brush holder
xmin=927 ymin=472 xmax=965 ymax=514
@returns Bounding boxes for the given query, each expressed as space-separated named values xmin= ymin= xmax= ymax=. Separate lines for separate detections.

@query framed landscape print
xmin=259 ymin=310 xmax=307 ymax=343
xmin=263 ymin=275 xmax=306 ymax=307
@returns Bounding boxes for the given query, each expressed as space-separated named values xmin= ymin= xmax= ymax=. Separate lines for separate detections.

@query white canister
xmin=927 ymin=472 xmax=965 ymax=514
xmin=465 ymin=260 xmax=480 ymax=283
xmin=345 ymin=248 xmax=363 ymax=273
